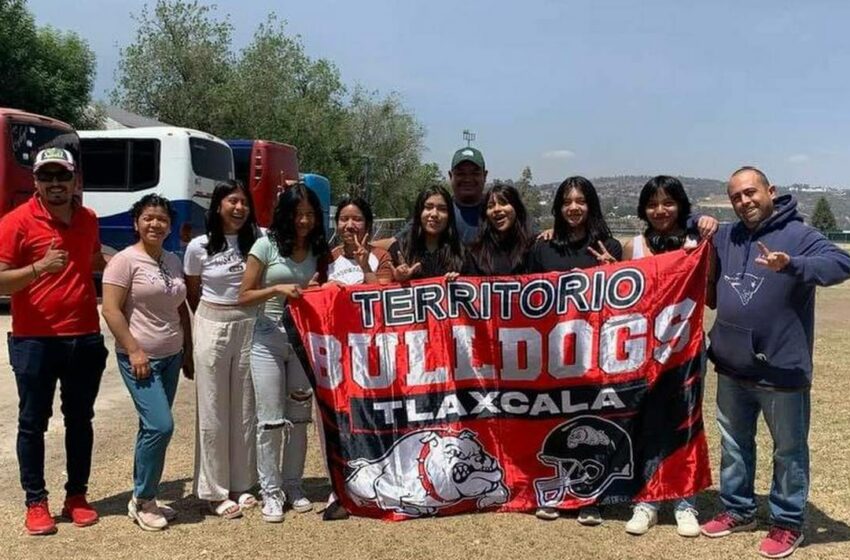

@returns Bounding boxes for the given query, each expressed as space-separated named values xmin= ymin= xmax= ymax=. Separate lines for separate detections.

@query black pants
xmin=8 ymin=333 xmax=108 ymax=506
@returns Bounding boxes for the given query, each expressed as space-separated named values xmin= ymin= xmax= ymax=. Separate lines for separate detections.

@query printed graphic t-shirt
xmin=327 ymin=245 xmax=393 ymax=285
xmin=102 ymin=246 xmax=187 ymax=358
xmin=184 ymin=234 xmax=248 ymax=304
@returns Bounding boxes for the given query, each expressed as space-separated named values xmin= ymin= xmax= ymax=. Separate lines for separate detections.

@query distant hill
xmin=534 ymin=175 xmax=850 ymax=231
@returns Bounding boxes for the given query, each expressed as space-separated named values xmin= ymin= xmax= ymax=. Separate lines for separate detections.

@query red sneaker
xmin=25 ymin=500 xmax=57 ymax=536
xmin=759 ymin=526 xmax=804 ymax=558
xmin=700 ymin=511 xmax=757 ymax=537
xmin=61 ymin=494 xmax=99 ymax=527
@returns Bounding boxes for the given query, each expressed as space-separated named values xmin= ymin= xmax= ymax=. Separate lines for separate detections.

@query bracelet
xmin=31 ymin=263 xmax=39 ymax=278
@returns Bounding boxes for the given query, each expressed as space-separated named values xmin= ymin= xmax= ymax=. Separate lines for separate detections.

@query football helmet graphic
xmin=534 ymin=415 xmax=634 ymax=506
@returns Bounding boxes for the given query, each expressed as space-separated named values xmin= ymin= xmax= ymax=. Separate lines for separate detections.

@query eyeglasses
xmin=35 ymin=170 xmax=74 ymax=182
xmin=157 ymin=258 xmax=174 ymax=293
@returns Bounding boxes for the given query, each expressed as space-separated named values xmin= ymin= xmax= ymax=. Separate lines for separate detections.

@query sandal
xmin=209 ymin=499 xmax=242 ymax=520
xmin=230 ymin=492 xmax=258 ymax=510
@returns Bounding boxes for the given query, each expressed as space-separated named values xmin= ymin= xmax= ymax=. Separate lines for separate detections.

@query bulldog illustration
xmin=345 ymin=429 xmax=509 ymax=517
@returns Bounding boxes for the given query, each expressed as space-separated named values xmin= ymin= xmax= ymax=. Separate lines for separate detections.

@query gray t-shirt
xmin=248 ymin=236 xmax=317 ymax=321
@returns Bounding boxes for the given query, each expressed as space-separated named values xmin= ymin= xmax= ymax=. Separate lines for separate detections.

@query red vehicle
xmin=227 ymin=139 xmax=299 ymax=227
xmin=0 ymin=108 xmax=80 ymax=219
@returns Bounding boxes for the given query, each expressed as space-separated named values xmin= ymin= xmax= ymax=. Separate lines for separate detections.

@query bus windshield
xmin=189 ymin=137 xmax=232 ymax=182
xmin=9 ymin=122 xmax=78 ymax=167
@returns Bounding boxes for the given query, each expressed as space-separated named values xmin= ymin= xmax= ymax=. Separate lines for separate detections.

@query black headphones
xmin=645 ymin=229 xmax=686 ymax=254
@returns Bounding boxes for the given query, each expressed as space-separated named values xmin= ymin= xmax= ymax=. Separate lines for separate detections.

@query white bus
xmin=79 ymin=126 xmax=234 ymax=257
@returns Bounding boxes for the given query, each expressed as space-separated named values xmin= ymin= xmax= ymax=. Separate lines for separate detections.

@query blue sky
xmin=28 ymin=0 xmax=850 ymax=187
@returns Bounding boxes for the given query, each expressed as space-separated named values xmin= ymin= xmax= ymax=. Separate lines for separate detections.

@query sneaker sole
xmin=625 ymin=523 xmax=655 ymax=536
xmin=677 ymin=527 xmax=701 ymax=538
xmin=127 ymin=510 xmax=167 ymax=531
xmin=578 ymin=517 xmax=603 ymax=527
xmin=759 ymin=534 xmax=804 ymax=559
xmin=291 ymin=503 xmax=313 ymax=513
xmin=26 ymin=525 xmax=58 ymax=536
xmin=261 ymin=513 xmax=285 ymax=523
xmin=61 ymin=509 xmax=99 ymax=528
xmin=701 ymin=518 xmax=757 ymax=538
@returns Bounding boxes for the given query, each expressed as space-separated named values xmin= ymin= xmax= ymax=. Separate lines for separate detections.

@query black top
xmin=388 ymin=240 xmax=463 ymax=279
xmin=526 ymin=237 xmax=623 ymax=272
xmin=462 ymin=246 xmax=527 ymax=276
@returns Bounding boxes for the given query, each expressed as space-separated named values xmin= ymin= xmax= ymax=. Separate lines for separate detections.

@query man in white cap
xmin=0 ymin=147 xmax=108 ymax=535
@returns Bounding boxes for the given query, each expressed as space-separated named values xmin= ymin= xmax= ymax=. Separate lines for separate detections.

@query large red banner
xmin=286 ymin=244 xmax=712 ymax=520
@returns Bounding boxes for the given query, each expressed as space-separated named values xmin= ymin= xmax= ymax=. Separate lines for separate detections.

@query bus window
xmin=129 ymin=139 xmax=159 ymax=190
xmin=81 ymin=139 xmax=160 ymax=192
xmin=10 ymin=123 xmax=77 ymax=167
xmin=81 ymin=139 xmax=128 ymax=191
xmin=190 ymin=137 xmax=232 ymax=182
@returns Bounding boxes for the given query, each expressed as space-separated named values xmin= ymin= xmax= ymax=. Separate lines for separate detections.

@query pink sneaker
xmin=759 ymin=526 xmax=804 ymax=558
xmin=701 ymin=511 xmax=757 ymax=537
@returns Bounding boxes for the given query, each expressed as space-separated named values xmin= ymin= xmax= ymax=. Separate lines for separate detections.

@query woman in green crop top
xmin=238 ymin=185 xmax=329 ymax=522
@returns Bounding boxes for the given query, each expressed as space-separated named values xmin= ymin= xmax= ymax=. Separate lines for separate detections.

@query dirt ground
xmin=1 ymin=286 xmax=849 ymax=560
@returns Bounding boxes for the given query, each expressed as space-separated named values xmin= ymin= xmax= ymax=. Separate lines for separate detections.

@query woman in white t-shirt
xmin=184 ymin=181 xmax=262 ymax=520
xmin=101 ymin=194 xmax=192 ymax=532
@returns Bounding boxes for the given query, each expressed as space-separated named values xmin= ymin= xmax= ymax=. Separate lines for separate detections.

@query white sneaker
xmin=535 ymin=507 xmax=559 ymax=521
xmin=261 ymin=491 xmax=285 ymax=523
xmin=675 ymin=507 xmax=700 ymax=537
xmin=284 ymin=485 xmax=313 ymax=513
xmin=128 ymin=497 xmax=168 ymax=531
xmin=625 ymin=503 xmax=658 ymax=535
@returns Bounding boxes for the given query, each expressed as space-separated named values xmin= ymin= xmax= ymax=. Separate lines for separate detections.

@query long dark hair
xmin=637 ymin=175 xmax=691 ymax=231
xmin=551 ymin=176 xmax=612 ymax=252
xmin=205 ymin=180 xmax=259 ymax=257
xmin=131 ymin=193 xmax=173 ymax=240
xmin=471 ymin=183 xmax=530 ymax=274
xmin=398 ymin=185 xmax=464 ymax=272
xmin=268 ymin=184 xmax=329 ymax=260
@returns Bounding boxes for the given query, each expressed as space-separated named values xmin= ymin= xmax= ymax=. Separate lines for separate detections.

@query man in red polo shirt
xmin=0 ymin=147 xmax=108 ymax=535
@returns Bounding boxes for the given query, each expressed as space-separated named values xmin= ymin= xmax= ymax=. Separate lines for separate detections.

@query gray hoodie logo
xmin=723 ymin=273 xmax=764 ymax=306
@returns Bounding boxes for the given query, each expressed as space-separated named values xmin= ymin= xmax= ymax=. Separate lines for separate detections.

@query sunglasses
xmin=35 ymin=170 xmax=74 ymax=182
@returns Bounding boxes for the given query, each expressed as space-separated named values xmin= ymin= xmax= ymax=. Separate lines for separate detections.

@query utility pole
xmin=463 ymin=129 xmax=476 ymax=147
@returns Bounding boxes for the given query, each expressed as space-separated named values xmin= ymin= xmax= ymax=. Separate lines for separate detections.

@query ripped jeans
xmin=250 ymin=315 xmax=313 ymax=499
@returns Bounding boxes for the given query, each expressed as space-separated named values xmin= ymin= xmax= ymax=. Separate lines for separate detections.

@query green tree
xmin=223 ymin=15 xmax=350 ymax=189
xmin=113 ymin=0 xmax=433 ymax=212
xmin=0 ymin=0 xmax=97 ymax=127
xmin=810 ymin=196 xmax=837 ymax=232
xmin=111 ymin=0 xmax=234 ymax=132
xmin=514 ymin=165 xmax=547 ymax=226
xmin=344 ymin=87 xmax=436 ymax=217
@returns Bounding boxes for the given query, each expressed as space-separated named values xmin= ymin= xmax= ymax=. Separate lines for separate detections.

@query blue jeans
xmin=716 ymin=374 xmax=810 ymax=529
xmin=9 ymin=333 xmax=108 ymax=506
xmin=118 ymin=352 xmax=182 ymax=500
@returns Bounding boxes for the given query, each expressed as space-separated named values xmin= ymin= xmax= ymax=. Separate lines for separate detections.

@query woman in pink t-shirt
xmin=101 ymin=194 xmax=193 ymax=532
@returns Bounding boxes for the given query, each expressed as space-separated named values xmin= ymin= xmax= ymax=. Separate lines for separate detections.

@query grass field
xmin=0 ymin=284 xmax=849 ymax=560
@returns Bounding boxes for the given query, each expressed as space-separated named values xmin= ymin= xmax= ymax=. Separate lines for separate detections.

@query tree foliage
xmin=811 ymin=196 xmax=837 ymax=232
xmin=0 ymin=0 xmax=97 ymax=127
xmin=112 ymin=0 xmax=438 ymax=216
xmin=496 ymin=166 xmax=547 ymax=228
xmin=112 ymin=0 xmax=233 ymax=133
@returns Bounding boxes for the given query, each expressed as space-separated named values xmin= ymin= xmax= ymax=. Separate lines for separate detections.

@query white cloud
xmin=788 ymin=154 xmax=811 ymax=164
xmin=542 ymin=149 xmax=576 ymax=160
